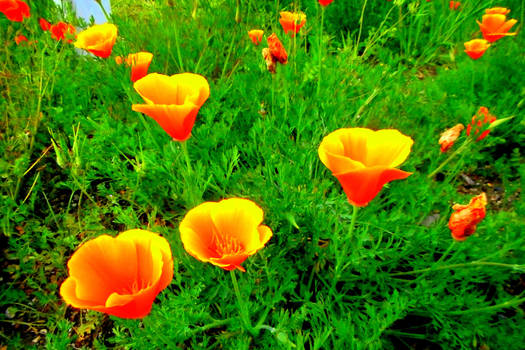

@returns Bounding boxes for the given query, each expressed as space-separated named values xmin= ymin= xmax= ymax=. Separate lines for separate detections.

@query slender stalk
xmin=415 ymin=241 xmax=456 ymax=281
xmin=316 ymin=6 xmax=325 ymax=96
xmin=447 ymin=294 xmax=525 ymax=316
xmin=354 ymin=0 xmax=368 ymax=59
xmin=389 ymin=261 xmax=524 ymax=277
xmin=230 ymin=270 xmax=256 ymax=336
xmin=427 ymin=138 xmax=472 ymax=179
xmin=95 ymin=0 xmax=111 ymax=22
xmin=192 ymin=0 xmax=199 ymax=19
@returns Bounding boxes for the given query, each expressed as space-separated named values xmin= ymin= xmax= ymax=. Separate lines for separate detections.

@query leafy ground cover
xmin=1 ymin=0 xmax=524 ymax=348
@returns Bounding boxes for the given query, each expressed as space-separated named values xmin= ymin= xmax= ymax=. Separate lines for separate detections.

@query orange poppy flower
xmin=74 ymin=23 xmax=118 ymax=58
xmin=449 ymin=1 xmax=460 ymax=10
xmin=50 ymin=22 xmax=76 ymax=42
xmin=318 ymin=0 xmax=334 ymax=6
xmin=248 ymin=29 xmax=264 ymax=45
xmin=466 ymin=106 xmax=496 ymax=141
xmin=279 ymin=11 xmax=306 ymax=37
xmin=179 ymin=198 xmax=272 ymax=272
xmin=485 ymin=7 xmax=510 ymax=15
xmin=438 ymin=124 xmax=464 ymax=152
xmin=449 ymin=193 xmax=487 ymax=241
xmin=477 ymin=14 xmax=517 ymax=43
xmin=39 ymin=18 xmax=51 ymax=31
xmin=464 ymin=39 xmax=490 ymax=60
xmin=60 ymin=229 xmax=173 ymax=319
xmin=132 ymin=73 xmax=210 ymax=141
xmin=318 ymin=128 xmax=413 ymax=207
xmin=0 ymin=0 xmax=29 ymax=22
xmin=14 ymin=34 xmax=28 ymax=45
xmin=115 ymin=52 xmax=153 ymax=82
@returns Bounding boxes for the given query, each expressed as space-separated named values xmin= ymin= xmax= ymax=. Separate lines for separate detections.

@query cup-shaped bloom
xmin=318 ymin=128 xmax=413 ymax=207
xmin=464 ymin=39 xmax=490 ymax=60
xmin=466 ymin=106 xmax=496 ymax=141
xmin=0 ymin=0 xmax=30 ymax=22
xmin=449 ymin=193 xmax=487 ymax=241
xmin=60 ymin=229 xmax=173 ymax=319
xmin=179 ymin=198 xmax=273 ymax=272
xmin=279 ymin=11 xmax=306 ymax=37
xmin=438 ymin=123 xmax=464 ymax=152
xmin=50 ymin=22 xmax=76 ymax=42
xmin=74 ymin=23 xmax=118 ymax=58
xmin=132 ymin=73 xmax=210 ymax=141
xmin=477 ymin=14 xmax=517 ymax=42
xmin=318 ymin=0 xmax=334 ymax=6
xmin=116 ymin=52 xmax=153 ymax=82
xmin=248 ymin=29 xmax=264 ymax=45
xmin=485 ymin=7 xmax=510 ymax=15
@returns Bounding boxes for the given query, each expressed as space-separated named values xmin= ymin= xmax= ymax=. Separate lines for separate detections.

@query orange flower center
xmin=210 ymin=233 xmax=243 ymax=257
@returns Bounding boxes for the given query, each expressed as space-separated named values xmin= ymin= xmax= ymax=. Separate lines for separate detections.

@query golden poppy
xmin=485 ymin=7 xmax=510 ymax=15
xmin=477 ymin=14 xmax=517 ymax=43
xmin=466 ymin=106 xmax=496 ymax=141
xmin=50 ymin=22 xmax=76 ymax=42
xmin=75 ymin=23 xmax=118 ymax=58
xmin=0 ymin=0 xmax=30 ymax=22
xmin=318 ymin=128 xmax=413 ymax=207
xmin=179 ymin=198 xmax=272 ymax=272
xmin=449 ymin=193 xmax=487 ymax=241
xmin=132 ymin=73 xmax=210 ymax=141
xmin=318 ymin=0 xmax=334 ymax=6
xmin=248 ymin=29 xmax=264 ymax=45
xmin=279 ymin=11 xmax=306 ymax=37
xmin=115 ymin=52 xmax=153 ymax=82
xmin=464 ymin=39 xmax=490 ymax=60
xmin=60 ymin=229 xmax=173 ymax=319
xmin=438 ymin=124 xmax=464 ymax=152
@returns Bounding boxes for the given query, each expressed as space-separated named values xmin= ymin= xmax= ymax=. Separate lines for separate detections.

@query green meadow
xmin=1 ymin=0 xmax=524 ymax=348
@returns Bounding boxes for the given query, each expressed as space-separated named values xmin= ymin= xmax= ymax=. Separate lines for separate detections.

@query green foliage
xmin=1 ymin=0 xmax=524 ymax=349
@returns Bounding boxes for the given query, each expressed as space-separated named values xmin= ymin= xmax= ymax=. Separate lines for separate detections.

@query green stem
xmin=389 ymin=261 xmax=524 ymax=277
xmin=316 ymin=6 xmax=325 ymax=96
xmin=415 ymin=241 xmax=456 ymax=281
xmin=230 ymin=270 xmax=256 ymax=336
xmin=348 ymin=204 xmax=359 ymax=241
xmin=447 ymin=294 xmax=525 ymax=316
xmin=334 ymin=205 xmax=359 ymax=281
xmin=354 ymin=0 xmax=368 ymax=59
xmin=427 ymin=138 xmax=472 ymax=179
xmin=95 ymin=0 xmax=111 ymax=22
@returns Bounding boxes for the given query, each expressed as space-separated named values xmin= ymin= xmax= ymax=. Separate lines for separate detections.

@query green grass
xmin=1 ymin=0 xmax=524 ymax=348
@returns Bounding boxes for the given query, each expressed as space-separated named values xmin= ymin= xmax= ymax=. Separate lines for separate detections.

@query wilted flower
xmin=318 ymin=128 xmax=413 ymax=207
xmin=39 ymin=18 xmax=51 ymax=31
xmin=14 ymin=33 xmax=27 ymax=45
xmin=248 ymin=29 xmax=264 ymax=45
xmin=179 ymin=198 xmax=272 ymax=272
xmin=262 ymin=33 xmax=288 ymax=73
xmin=485 ymin=7 xmax=510 ymax=15
xmin=74 ymin=23 xmax=118 ymax=58
xmin=60 ymin=229 xmax=174 ymax=319
xmin=115 ymin=52 xmax=153 ymax=82
xmin=477 ymin=14 xmax=517 ymax=42
xmin=279 ymin=11 xmax=306 ymax=37
xmin=0 ymin=0 xmax=30 ymax=22
xmin=438 ymin=124 xmax=464 ymax=152
xmin=132 ymin=73 xmax=210 ymax=141
xmin=449 ymin=193 xmax=487 ymax=241
xmin=466 ymin=107 xmax=496 ymax=141
xmin=449 ymin=1 xmax=460 ymax=10
xmin=50 ymin=22 xmax=76 ymax=42
xmin=464 ymin=39 xmax=490 ymax=60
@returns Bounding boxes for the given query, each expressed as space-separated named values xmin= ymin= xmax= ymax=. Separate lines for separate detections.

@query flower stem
xmin=230 ymin=270 xmax=256 ymax=336
xmin=428 ymin=138 xmax=472 ymax=179
xmin=316 ymin=6 xmax=325 ymax=96
xmin=95 ymin=0 xmax=112 ymax=22
xmin=447 ymin=294 xmax=525 ymax=316
xmin=414 ymin=241 xmax=456 ymax=281
xmin=389 ymin=261 xmax=524 ymax=277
